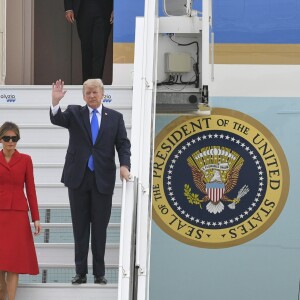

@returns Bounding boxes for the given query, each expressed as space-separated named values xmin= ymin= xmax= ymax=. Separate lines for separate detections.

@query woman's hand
xmin=33 ymin=220 xmax=42 ymax=236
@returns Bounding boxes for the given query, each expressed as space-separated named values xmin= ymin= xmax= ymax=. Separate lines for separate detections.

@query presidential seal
xmin=153 ymin=108 xmax=289 ymax=248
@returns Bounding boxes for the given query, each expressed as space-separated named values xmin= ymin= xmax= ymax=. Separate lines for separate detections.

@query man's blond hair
xmin=82 ymin=78 xmax=104 ymax=95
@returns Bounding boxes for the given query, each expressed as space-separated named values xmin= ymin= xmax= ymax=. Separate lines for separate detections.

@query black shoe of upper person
xmin=94 ymin=275 xmax=107 ymax=285
xmin=72 ymin=274 xmax=87 ymax=284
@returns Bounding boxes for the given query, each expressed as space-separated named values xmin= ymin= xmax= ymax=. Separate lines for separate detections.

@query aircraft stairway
xmin=0 ymin=85 xmax=133 ymax=300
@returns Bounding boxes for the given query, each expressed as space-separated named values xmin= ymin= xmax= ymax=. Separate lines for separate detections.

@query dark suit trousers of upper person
xmin=76 ymin=1 xmax=112 ymax=82
xmin=68 ymin=167 xmax=112 ymax=276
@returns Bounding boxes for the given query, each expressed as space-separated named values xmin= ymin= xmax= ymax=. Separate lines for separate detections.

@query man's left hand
xmin=120 ymin=166 xmax=131 ymax=181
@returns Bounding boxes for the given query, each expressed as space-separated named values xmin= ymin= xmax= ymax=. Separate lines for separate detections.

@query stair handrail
xmin=118 ymin=176 xmax=138 ymax=300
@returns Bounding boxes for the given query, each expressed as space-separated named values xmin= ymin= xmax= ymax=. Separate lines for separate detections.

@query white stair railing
xmin=118 ymin=177 xmax=138 ymax=300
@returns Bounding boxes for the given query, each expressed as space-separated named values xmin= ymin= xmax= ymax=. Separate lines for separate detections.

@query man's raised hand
xmin=52 ymin=79 xmax=67 ymax=106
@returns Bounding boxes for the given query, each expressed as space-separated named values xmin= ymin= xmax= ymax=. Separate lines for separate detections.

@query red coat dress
xmin=0 ymin=150 xmax=40 ymax=274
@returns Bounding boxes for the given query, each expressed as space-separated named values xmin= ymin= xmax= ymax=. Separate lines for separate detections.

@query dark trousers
xmin=76 ymin=14 xmax=112 ymax=82
xmin=68 ymin=168 xmax=112 ymax=276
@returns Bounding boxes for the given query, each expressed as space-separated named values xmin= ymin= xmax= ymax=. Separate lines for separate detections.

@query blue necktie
xmin=88 ymin=109 xmax=99 ymax=171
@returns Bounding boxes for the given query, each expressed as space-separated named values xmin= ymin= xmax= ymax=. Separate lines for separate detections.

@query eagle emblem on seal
xmin=185 ymin=146 xmax=249 ymax=214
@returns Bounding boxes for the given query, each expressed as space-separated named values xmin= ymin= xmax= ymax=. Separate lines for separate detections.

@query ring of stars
xmin=165 ymin=132 xmax=266 ymax=228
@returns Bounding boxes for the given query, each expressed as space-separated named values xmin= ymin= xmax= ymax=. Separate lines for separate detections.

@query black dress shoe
xmin=72 ymin=274 xmax=87 ymax=284
xmin=94 ymin=276 xmax=107 ymax=285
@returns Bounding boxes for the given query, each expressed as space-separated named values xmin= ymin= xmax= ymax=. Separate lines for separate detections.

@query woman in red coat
xmin=0 ymin=122 xmax=41 ymax=300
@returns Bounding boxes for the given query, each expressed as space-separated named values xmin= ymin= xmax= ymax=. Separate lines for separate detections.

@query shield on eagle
xmin=206 ymin=182 xmax=225 ymax=203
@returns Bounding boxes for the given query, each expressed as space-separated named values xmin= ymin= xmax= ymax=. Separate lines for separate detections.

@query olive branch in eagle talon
xmin=184 ymin=184 xmax=208 ymax=209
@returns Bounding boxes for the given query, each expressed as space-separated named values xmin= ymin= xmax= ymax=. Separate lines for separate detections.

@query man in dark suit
xmin=50 ymin=79 xmax=131 ymax=284
xmin=64 ymin=0 xmax=113 ymax=82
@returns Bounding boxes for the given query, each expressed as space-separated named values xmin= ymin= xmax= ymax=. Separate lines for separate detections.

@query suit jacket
xmin=64 ymin=0 xmax=113 ymax=19
xmin=0 ymin=150 xmax=40 ymax=221
xmin=50 ymin=105 xmax=131 ymax=194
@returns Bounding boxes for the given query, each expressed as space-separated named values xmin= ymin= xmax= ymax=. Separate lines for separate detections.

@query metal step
xmin=35 ymin=243 xmax=119 ymax=265
xmin=17 ymin=284 xmax=118 ymax=300
xmin=17 ymin=145 xmax=129 ymax=165
xmin=38 ymin=206 xmax=121 ymax=223
xmin=13 ymin=124 xmax=131 ymax=144
xmin=35 ymin=224 xmax=119 ymax=244
xmin=35 ymin=186 xmax=123 ymax=205
xmin=19 ymin=265 xmax=118 ymax=284
xmin=0 ymin=105 xmax=132 ymax=125
xmin=0 ymin=85 xmax=133 ymax=106
xmin=32 ymin=163 xmax=127 ymax=185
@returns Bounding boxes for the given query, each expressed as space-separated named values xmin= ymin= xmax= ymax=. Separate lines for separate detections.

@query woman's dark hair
xmin=0 ymin=122 xmax=20 ymax=139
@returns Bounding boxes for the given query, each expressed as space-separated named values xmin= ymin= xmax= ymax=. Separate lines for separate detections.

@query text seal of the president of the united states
xmin=153 ymin=108 xmax=289 ymax=248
